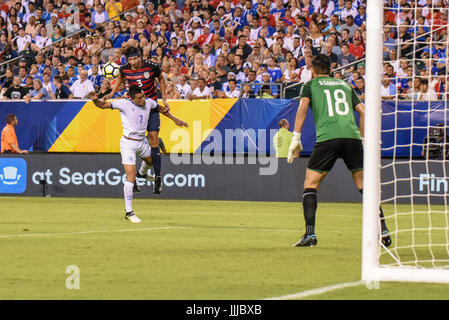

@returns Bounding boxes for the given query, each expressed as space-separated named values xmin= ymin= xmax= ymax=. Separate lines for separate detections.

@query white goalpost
xmin=362 ymin=0 xmax=449 ymax=284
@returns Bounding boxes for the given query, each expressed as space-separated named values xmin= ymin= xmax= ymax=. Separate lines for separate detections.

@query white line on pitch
xmin=0 ymin=225 xmax=298 ymax=239
xmin=262 ymin=281 xmax=364 ymax=300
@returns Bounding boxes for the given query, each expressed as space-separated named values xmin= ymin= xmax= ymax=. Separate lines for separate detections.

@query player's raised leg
xmin=293 ymin=169 xmax=328 ymax=247
xmin=137 ymin=158 xmax=155 ymax=182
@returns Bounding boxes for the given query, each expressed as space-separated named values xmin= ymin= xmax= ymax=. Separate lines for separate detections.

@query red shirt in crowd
xmin=348 ymin=42 xmax=365 ymax=60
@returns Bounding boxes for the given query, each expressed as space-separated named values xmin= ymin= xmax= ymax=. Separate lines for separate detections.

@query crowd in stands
xmin=0 ymin=0 xmax=447 ymax=101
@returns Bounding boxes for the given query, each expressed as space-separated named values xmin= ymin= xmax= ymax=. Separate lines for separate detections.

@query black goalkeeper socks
xmin=359 ymin=188 xmax=388 ymax=229
xmin=303 ymin=188 xmax=318 ymax=235
xmin=151 ymin=147 xmax=161 ymax=177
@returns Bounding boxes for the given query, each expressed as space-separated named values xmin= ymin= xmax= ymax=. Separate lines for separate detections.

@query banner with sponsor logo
xmin=0 ymin=100 xmax=447 ymax=156
xmin=0 ymin=153 xmax=360 ymax=202
xmin=1 ymin=154 xmax=449 ymax=204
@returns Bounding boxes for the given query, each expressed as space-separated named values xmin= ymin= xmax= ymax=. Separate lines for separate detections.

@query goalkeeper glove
xmin=287 ymin=132 xmax=303 ymax=164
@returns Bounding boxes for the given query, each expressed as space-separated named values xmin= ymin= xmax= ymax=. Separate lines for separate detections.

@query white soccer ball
xmin=103 ymin=62 xmax=120 ymax=79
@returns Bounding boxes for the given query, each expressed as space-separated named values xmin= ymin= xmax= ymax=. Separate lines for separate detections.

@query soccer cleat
xmin=133 ymin=183 xmax=141 ymax=193
xmin=293 ymin=234 xmax=317 ymax=247
xmin=137 ymin=171 xmax=156 ymax=182
xmin=125 ymin=211 xmax=142 ymax=223
xmin=153 ymin=175 xmax=162 ymax=194
xmin=144 ymin=173 xmax=156 ymax=182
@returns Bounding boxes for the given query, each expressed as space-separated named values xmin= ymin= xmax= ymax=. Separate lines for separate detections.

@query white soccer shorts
xmin=120 ymin=136 xmax=152 ymax=165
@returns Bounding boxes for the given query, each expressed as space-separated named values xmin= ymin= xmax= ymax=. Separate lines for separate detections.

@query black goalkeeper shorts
xmin=307 ymin=138 xmax=363 ymax=173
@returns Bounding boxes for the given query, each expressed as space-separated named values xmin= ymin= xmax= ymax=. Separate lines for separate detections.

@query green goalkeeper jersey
xmin=299 ymin=76 xmax=362 ymax=143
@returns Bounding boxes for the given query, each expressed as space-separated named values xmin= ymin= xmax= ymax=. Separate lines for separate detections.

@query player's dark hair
xmin=312 ymin=54 xmax=331 ymax=75
xmin=6 ymin=114 xmax=16 ymax=124
xmin=128 ymin=85 xmax=143 ymax=98
xmin=125 ymin=46 xmax=141 ymax=58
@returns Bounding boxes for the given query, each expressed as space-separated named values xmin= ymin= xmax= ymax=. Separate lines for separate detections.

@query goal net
xmin=362 ymin=0 xmax=449 ymax=283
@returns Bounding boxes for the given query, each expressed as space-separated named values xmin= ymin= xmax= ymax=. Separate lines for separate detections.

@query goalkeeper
xmin=287 ymin=54 xmax=391 ymax=248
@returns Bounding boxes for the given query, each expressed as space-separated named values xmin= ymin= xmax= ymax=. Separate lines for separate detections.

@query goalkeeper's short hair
xmin=312 ymin=54 xmax=331 ymax=75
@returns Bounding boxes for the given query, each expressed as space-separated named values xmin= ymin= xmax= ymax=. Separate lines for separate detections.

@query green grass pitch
xmin=1 ymin=197 xmax=449 ymax=300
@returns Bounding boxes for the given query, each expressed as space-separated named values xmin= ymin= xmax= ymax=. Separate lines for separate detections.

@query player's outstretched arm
xmin=161 ymin=110 xmax=189 ymax=128
xmin=89 ymin=91 xmax=112 ymax=109
xmin=287 ymin=97 xmax=309 ymax=163
xmin=157 ymin=74 xmax=170 ymax=112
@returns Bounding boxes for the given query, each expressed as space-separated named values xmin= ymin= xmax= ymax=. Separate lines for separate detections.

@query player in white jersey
xmin=89 ymin=86 xmax=170 ymax=223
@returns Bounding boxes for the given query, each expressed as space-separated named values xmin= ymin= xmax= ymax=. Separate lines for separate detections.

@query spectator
xmin=207 ymin=69 xmax=222 ymax=98
xmin=0 ymin=69 xmax=14 ymax=94
xmin=348 ymin=35 xmax=365 ymax=60
xmin=246 ymin=70 xmax=261 ymax=95
xmin=225 ymin=79 xmax=240 ymax=98
xmin=92 ymin=4 xmax=109 ymax=25
xmin=42 ymin=72 xmax=55 ymax=94
xmin=381 ymin=75 xmax=397 ymax=100
xmin=298 ymin=54 xmax=313 ymax=83
xmin=97 ymin=78 xmax=112 ymax=99
xmin=25 ymin=79 xmax=51 ymax=102
xmin=106 ymin=0 xmax=123 ymax=21
xmin=340 ymin=0 xmax=358 ymax=23
xmin=356 ymin=63 xmax=365 ymax=79
xmin=333 ymin=70 xmax=343 ymax=79
xmin=112 ymin=81 xmax=127 ymax=98
xmin=406 ymin=77 xmax=422 ymax=100
xmin=340 ymin=15 xmax=358 ymax=38
xmin=14 ymin=26 xmax=32 ymax=54
xmin=259 ymin=72 xmax=278 ymax=98
xmin=230 ymin=35 xmax=253 ymax=60
xmin=337 ymin=42 xmax=355 ymax=76
xmin=166 ymin=80 xmax=181 ymax=99
xmin=111 ymin=23 xmax=127 ymax=48
xmin=246 ymin=43 xmax=265 ymax=65
xmin=418 ymin=78 xmax=438 ymax=100
xmin=354 ymin=77 xmax=365 ymax=101
xmin=3 ymin=76 xmax=28 ymax=99
xmin=31 ymin=24 xmax=52 ymax=53
xmin=1 ymin=114 xmax=28 ymax=154
xmin=267 ymin=57 xmax=282 ymax=82
xmin=70 ymin=69 xmax=95 ymax=99
xmin=176 ymin=75 xmax=192 ymax=99
xmin=398 ymin=25 xmax=413 ymax=58
xmin=65 ymin=16 xmax=81 ymax=36
xmin=101 ymin=39 xmax=115 ymax=64
xmin=315 ymin=0 xmax=334 ymax=21
xmin=241 ymin=84 xmax=256 ymax=98
xmin=53 ymin=75 xmax=73 ymax=99
xmin=24 ymin=76 xmax=34 ymax=93
xmin=323 ymin=42 xmax=338 ymax=69
xmin=281 ymin=57 xmax=300 ymax=82
xmin=354 ymin=4 xmax=366 ymax=27
xmin=189 ymin=77 xmax=212 ymax=100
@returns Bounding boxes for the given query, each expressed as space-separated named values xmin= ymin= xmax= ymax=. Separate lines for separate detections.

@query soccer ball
xmin=103 ymin=62 xmax=120 ymax=79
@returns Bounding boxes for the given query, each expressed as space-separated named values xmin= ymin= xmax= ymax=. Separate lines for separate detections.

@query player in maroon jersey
xmin=108 ymin=46 xmax=188 ymax=194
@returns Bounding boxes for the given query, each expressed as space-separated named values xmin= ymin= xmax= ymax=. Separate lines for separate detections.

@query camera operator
xmin=422 ymin=123 xmax=449 ymax=160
